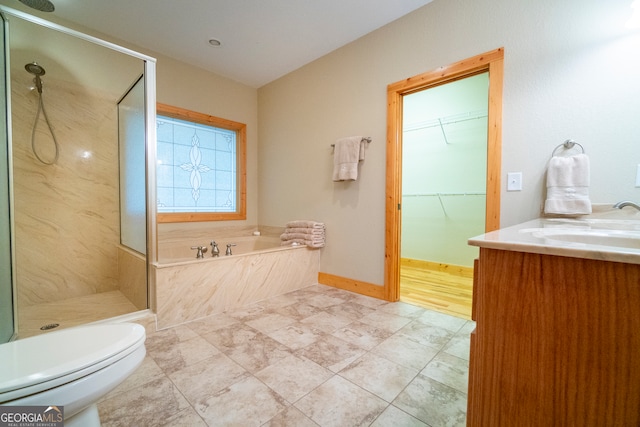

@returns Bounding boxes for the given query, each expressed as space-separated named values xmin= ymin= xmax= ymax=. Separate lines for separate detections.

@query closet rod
xmin=403 ymin=192 xmax=486 ymax=197
xmin=404 ymin=110 xmax=487 ymax=133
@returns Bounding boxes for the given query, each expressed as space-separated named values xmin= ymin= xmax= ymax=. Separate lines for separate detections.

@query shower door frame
xmin=0 ymin=11 xmax=17 ymax=342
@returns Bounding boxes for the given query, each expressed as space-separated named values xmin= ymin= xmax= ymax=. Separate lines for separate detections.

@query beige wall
xmin=258 ymin=0 xmax=640 ymax=285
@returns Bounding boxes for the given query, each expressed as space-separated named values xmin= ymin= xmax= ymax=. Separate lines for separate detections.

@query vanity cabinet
xmin=467 ymin=248 xmax=640 ymax=426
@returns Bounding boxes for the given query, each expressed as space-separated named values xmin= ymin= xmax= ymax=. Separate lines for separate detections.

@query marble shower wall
xmin=118 ymin=246 xmax=147 ymax=311
xmin=12 ymin=73 xmax=121 ymax=307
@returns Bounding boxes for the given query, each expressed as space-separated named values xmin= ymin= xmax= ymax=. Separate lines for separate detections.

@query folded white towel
xmin=280 ymin=232 xmax=325 ymax=242
xmin=286 ymin=220 xmax=325 ymax=229
xmin=285 ymin=227 xmax=325 ymax=235
xmin=281 ymin=238 xmax=325 ymax=248
xmin=281 ymin=220 xmax=326 ymax=249
xmin=332 ymin=136 xmax=366 ymax=181
xmin=544 ymin=154 xmax=592 ymax=215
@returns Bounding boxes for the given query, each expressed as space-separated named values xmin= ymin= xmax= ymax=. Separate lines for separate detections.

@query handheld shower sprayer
xmin=24 ymin=62 xmax=59 ymax=165
xmin=25 ymin=62 xmax=45 ymax=93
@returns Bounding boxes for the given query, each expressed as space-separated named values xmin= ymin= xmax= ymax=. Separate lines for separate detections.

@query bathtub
xmin=152 ymin=234 xmax=320 ymax=329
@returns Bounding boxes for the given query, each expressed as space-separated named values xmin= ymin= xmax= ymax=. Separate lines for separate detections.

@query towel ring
xmin=551 ymin=139 xmax=584 ymax=158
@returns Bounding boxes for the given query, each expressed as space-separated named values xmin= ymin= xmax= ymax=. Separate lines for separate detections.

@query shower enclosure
xmin=0 ymin=6 xmax=157 ymax=340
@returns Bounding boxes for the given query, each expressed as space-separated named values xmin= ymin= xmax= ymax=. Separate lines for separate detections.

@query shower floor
xmin=18 ymin=290 xmax=141 ymax=338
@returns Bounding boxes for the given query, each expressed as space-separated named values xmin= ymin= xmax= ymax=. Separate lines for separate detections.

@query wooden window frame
xmin=156 ymin=103 xmax=247 ymax=223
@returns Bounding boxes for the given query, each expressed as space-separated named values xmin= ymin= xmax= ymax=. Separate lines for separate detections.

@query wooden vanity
xmin=467 ymin=218 xmax=640 ymax=426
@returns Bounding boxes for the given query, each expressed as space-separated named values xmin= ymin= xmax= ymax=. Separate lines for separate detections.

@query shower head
xmin=25 ymin=62 xmax=46 ymax=76
xmin=18 ymin=0 xmax=55 ymax=12
xmin=25 ymin=62 xmax=45 ymax=93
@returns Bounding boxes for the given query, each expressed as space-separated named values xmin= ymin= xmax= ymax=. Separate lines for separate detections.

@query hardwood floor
xmin=400 ymin=258 xmax=473 ymax=320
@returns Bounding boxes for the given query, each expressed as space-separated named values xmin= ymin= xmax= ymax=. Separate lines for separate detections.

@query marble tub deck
xmin=98 ymin=284 xmax=473 ymax=426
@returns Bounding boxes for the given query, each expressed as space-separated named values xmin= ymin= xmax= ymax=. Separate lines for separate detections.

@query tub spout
xmin=211 ymin=241 xmax=220 ymax=257
xmin=613 ymin=200 xmax=640 ymax=211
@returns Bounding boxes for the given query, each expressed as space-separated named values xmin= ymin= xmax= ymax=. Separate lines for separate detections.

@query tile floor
xmin=97 ymin=284 xmax=473 ymax=427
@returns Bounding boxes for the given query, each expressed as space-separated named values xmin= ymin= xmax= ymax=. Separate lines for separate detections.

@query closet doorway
xmin=384 ymin=49 xmax=504 ymax=317
xmin=401 ymin=73 xmax=488 ymax=318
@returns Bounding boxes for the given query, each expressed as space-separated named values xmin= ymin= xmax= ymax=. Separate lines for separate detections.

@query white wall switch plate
xmin=636 ymin=165 xmax=640 ymax=187
xmin=507 ymin=172 xmax=522 ymax=191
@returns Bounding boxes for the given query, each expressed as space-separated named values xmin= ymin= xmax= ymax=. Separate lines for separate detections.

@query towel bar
xmin=330 ymin=137 xmax=371 ymax=148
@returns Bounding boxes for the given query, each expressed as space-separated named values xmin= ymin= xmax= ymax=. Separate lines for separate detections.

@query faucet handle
xmin=191 ymin=245 xmax=208 ymax=258
xmin=225 ymin=243 xmax=236 ymax=256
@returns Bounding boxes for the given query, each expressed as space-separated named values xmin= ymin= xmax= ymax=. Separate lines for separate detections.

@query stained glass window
xmin=156 ymin=104 xmax=246 ymax=222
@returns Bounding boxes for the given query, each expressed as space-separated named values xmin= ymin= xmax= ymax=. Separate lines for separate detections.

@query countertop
xmin=468 ymin=206 xmax=640 ymax=265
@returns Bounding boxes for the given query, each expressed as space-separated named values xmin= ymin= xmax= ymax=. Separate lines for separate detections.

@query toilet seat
xmin=0 ymin=323 xmax=146 ymax=403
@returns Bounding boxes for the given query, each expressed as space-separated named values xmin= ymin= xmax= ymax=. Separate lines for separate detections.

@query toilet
xmin=0 ymin=323 xmax=146 ymax=427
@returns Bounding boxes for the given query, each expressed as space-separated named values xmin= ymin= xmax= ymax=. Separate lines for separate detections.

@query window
xmin=156 ymin=103 xmax=246 ymax=222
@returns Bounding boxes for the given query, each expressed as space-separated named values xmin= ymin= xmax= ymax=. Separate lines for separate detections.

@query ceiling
xmin=4 ymin=0 xmax=433 ymax=88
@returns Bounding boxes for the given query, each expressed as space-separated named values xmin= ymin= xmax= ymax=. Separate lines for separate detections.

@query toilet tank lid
xmin=0 ymin=323 xmax=146 ymax=393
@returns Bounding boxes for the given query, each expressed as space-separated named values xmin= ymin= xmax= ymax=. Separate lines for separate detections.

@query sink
xmin=543 ymin=218 xmax=640 ymax=231
xmin=520 ymin=228 xmax=640 ymax=249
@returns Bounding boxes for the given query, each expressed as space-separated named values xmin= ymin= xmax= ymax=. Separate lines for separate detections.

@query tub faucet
xmin=191 ymin=245 xmax=208 ymax=258
xmin=210 ymin=241 xmax=220 ymax=257
xmin=613 ymin=200 xmax=640 ymax=211
xmin=226 ymin=243 xmax=236 ymax=256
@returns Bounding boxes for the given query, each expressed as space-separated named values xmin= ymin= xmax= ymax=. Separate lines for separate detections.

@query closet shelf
xmin=403 ymin=109 xmax=487 ymax=145
xmin=403 ymin=109 xmax=488 ymax=133
xmin=402 ymin=192 xmax=486 ymax=217
xmin=402 ymin=192 xmax=486 ymax=197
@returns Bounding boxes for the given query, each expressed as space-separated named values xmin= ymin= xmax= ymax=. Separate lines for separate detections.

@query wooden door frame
xmin=384 ymin=48 xmax=504 ymax=302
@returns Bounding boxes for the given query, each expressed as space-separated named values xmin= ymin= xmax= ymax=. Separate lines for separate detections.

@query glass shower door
xmin=118 ymin=75 xmax=147 ymax=255
xmin=0 ymin=12 xmax=15 ymax=343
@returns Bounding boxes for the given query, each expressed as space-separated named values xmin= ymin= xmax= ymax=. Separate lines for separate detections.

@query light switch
xmin=636 ymin=165 xmax=640 ymax=187
xmin=507 ymin=172 xmax=522 ymax=191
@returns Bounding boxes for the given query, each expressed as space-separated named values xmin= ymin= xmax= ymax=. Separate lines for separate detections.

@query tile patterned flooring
xmin=98 ymin=284 xmax=473 ymax=426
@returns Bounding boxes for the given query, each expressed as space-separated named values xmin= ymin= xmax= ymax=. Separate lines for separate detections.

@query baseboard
xmin=318 ymin=272 xmax=386 ymax=300
xmin=400 ymin=258 xmax=474 ymax=278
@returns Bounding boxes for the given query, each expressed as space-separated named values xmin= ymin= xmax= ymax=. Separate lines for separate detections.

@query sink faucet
xmin=613 ymin=200 xmax=640 ymax=211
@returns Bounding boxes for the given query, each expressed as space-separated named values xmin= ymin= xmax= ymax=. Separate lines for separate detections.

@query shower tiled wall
xmin=12 ymin=73 xmax=121 ymax=307
xmin=118 ymin=246 xmax=147 ymax=310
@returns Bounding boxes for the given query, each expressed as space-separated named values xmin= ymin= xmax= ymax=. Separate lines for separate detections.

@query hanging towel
xmin=544 ymin=153 xmax=592 ymax=215
xmin=332 ymin=136 xmax=366 ymax=181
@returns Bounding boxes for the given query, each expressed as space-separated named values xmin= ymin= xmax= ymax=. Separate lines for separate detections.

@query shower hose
xmin=30 ymin=90 xmax=59 ymax=165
